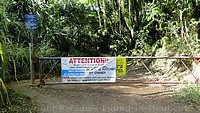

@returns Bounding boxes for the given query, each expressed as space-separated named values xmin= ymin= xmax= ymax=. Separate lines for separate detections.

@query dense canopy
xmin=0 ymin=0 xmax=200 ymax=80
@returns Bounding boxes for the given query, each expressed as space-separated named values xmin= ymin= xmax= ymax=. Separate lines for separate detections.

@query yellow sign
xmin=116 ymin=58 xmax=126 ymax=76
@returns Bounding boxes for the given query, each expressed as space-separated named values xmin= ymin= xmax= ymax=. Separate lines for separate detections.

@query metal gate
xmin=31 ymin=56 xmax=200 ymax=85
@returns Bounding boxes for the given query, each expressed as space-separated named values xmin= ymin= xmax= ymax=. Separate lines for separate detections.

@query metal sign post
xmin=24 ymin=13 xmax=37 ymax=84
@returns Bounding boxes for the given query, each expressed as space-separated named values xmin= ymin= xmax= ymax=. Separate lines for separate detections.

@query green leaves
xmin=174 ymin=85 xmax=200 ymax=110
xmin=0 ymin=0 xmax=199 ymax=80
xmin=145 ymin=4 xmax=162 ymax=21
xmin=0 ymin=78 xmax=10 ymax=106
xmin=0 ymin=42 xmax=3 ymax=61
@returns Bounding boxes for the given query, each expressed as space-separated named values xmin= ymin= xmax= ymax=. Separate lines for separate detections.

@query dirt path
xmin=11 ymin=77 xmax=198 ymax=113
xmin=10 ymin=67 xmax=199 ymax=113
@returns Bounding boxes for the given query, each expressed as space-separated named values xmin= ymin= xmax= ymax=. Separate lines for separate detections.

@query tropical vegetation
xmin=0 ymin=0 xmax=200 ymax=111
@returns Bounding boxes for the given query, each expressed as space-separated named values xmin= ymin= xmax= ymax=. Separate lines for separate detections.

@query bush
xmin=173 ymin=84 xmax=200 ymax=110
xmin=69 ymin=48 xmax=100 ymax=57
xmin=0 ymin=79 xmax=36 ymax=113
xmin=0 ymin=78 xmax=10 ymax=107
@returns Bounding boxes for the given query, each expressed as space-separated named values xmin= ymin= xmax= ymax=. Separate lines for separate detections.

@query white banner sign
xmin=61 ymin=57 xmax=116 ymax=83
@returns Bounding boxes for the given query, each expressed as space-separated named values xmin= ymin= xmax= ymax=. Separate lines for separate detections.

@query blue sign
xmin=61 ymin=69 xmax=85 ymax=77
xmin=24 ymin=14 xmax=37 ymax=29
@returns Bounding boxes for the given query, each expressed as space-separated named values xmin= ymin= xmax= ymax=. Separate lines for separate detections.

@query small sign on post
xmin=24 ymin=14 xmax=37 ymax=30
xmin=24 ymin=13 xmax=37 ymax=84
xmin=116 ymin=58 xmax=126 ymax=76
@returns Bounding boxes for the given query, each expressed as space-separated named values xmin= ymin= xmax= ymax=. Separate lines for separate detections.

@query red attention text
xmin=69 ymin=58 xmax=109 ymax=64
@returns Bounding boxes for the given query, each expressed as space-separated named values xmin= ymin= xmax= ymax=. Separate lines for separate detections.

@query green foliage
xmin=0 ymin=0 xmax=200 ymax=80
xmin=0 ymin=78 xmax=10 ymax=107
xmin=35 ymin=41 xmax=57 ymax=57
xmin=0 ymin=87 xmax=36 ymax=113
xmin=0 ymin=0 xmax=199 ymax=111
xmin=0 ymin=36 xmax=9 ymax=81
xmin=174 ymin=85 xmax=200 ymax=110
xmin=132 ymin=0 xmax=200 ymax=56
xmin=69 ymin=48 xmax=100 ymax=57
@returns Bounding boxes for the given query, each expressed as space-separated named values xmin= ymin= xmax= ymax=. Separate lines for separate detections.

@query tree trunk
xmin=102 ymin=0 xmax=107 ymax=33
xmin=96 ymin=0 xmax=102 ymax=28
xmin=114 ymin=0 xmax=136 ymax=49
xmin=132 ymin=0 xmax=140 ymax=31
